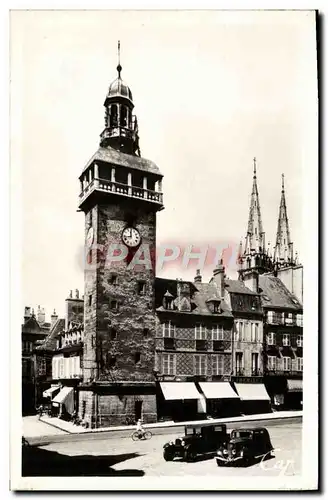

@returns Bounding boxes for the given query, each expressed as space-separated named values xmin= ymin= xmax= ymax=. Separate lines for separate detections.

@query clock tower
xmin=78 ymin=44 xmax=164 ymax=428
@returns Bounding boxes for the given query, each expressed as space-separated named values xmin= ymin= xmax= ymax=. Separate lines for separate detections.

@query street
xmin=22 ymin=418 xmax=302 ymax=477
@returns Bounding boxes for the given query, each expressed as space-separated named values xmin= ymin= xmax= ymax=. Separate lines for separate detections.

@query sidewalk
xmin=40 ymin=410 xmax=302 ymax=436
xmin=22 ymin=415 xmax=68 ymax=438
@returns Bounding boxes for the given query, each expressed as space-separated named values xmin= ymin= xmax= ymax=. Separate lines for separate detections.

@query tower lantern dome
xmin=100 ymin=41 xmax=140 ymax=155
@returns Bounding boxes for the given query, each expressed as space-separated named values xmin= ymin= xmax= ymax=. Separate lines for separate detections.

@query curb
xmin=39 ymin=410 xmax=302 ymax=437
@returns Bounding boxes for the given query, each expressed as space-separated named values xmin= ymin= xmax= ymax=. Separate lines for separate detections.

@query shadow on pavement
xmin=22 ymin=445 xmax=145 ymax=477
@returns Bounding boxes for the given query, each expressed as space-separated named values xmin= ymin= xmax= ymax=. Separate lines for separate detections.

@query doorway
xmin=135 ymin=400 xmax=143 ymax=420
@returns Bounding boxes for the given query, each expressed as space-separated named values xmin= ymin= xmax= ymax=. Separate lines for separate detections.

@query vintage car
xmin=163 ymin=423 xmax=229 ymax=462
xmin=216 ymin=427 xmax=274 ymax=466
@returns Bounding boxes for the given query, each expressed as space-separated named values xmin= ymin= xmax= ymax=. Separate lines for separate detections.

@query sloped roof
xmin=155 ymin=278 xmax=233 ymax=318
xmin=225 ymin=279 xmax=258 ymax=295
xmin=80 ymin=147 xmax=162 ymax=178
xmin=259 ymin=275 xmax=303 ymax=310
xmin=36 ymin=318 xmax=65 ymax=352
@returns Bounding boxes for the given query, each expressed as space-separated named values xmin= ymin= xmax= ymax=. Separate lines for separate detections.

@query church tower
xmin=78 ymin=43 xmax=164 ymax=428
xmin=238 ymin=158 xmax=273 ymax=283
xmin=273 ymin=174 xmax=295 ymax=268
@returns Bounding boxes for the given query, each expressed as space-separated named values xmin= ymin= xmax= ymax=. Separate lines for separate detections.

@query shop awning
xmin=199 ymin=382 xmax=239 ymax=399
xmin=235 ymin=383 xmax=270 ymax=401
xmin=287 ymin=379 xmax=303 ymax=392
xmin=160 ymin=382 xmax=200 ymax=400
xmin=52 ymin=386 xmax=74 ymax=414
xmin=42 ymin=386 xmax=60 ymax=398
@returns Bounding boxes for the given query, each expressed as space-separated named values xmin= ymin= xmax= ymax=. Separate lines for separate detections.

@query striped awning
xmin=235 ymin=383 xmax=270 ymax=401
xmin=52 ymin=387 xmax=74 ymax=414
xmin=160 ymin=382 xmax=200 ymax=400
xmin=199 ymin=382 xmax=239 ymax=399
xmin=287 ymin=379 xmax=303 ymax=392
xmin=43 ymin=386 xmax=60 ymax=398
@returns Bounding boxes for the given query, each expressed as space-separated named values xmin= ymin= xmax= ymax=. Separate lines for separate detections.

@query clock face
xmin=86 ymin=227 xmax=94 ymax=247
xmin=122 ymin=227 xmax=141 ymax=248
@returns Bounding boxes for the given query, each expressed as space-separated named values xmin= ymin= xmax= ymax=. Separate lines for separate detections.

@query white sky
xmin=10 ymin=10 xmax=317 ymax=318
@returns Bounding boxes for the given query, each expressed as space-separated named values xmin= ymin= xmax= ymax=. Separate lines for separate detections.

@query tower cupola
xmin=100 ymin=41 xmax=140 ymax=156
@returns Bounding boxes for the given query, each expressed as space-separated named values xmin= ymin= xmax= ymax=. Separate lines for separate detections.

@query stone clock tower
xmin=78 ymin=45 xmax=164 ymax=428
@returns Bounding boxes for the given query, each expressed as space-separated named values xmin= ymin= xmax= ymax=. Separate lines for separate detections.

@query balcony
xmin=79 ymin=177 xmax=163 ymax=207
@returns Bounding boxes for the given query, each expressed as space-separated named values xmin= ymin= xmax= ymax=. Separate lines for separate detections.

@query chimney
xmin=243 ymin=270 xmax=259 ymax=294
xmin=37 ymin=305 xmax=46 ymax=325
xmin=213 ymin=259 xmax=225 ymax=298
xmin=69 ymin=290 xmax=73 ymax=299
xmin=24 ymin=307 xmax=31 ymax=322
xmin=75 ymin=289 xmax=79 ymax=299
xmin=194 ymin=269 xmax=202 ymax=284
xmin=51 ymin=309 xmax=58 ymax=328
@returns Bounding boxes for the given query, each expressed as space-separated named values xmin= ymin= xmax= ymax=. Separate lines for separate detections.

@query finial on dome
xmin=282 ymin=173 xmax=285 ymax=192
xmin=253 ymin=157 xmax=257 ymax=178
xmin=117 ymin=40 xmax=122 ymax=78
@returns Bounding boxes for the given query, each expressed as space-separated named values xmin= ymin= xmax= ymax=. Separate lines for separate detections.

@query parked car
xmin=163 ymin=423 xmax=229 ymax=462
xmin=216 ymin=427 xmax=274 ymax=467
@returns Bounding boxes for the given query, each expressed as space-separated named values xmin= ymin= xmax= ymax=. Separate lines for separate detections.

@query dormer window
xmin=163 ymin=290 xmax=174 ymax=310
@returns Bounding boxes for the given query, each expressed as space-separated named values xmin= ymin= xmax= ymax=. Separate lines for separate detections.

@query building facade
xmin=22 ymin=306 xmax=54 ymax=414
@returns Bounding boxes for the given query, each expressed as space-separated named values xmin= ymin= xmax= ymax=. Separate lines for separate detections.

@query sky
xmin=10 ymin=10 xmax=317 ymax=319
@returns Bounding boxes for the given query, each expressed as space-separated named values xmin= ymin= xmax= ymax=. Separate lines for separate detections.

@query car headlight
xmin=232 ymin=449 xmax=236 ymax=455
xmin=223 ymin=449 xmax=228 ymax=455
xmin=181 ymin=440 xmax=185 ymax=446
xmin=169 ymin=441 xmax=174 ymax=445
xmin=217 ymin=450 xmax=222 ymax=455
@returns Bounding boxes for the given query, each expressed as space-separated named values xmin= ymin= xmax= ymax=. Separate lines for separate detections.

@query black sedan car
xmin=163 ymin=423 xmax=228 ymax=462
xmin=216 ymin=427 xmax=274 ymax=466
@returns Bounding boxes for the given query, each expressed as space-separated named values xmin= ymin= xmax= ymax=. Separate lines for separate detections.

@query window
xmin=143 ymin=328 xmax=149 ymax=338
xmin=296 ymin=357 xmax=303 ymax=372
xmin=110 ymin=104 xmax=118 ymax=127
xmin=110 ymin=274 xmax=118 ymax=285
xmin=251 ymin=353 xmax=259 ymax=374
xmin=267 ymin=332 xmax=275 ymax=346
xmin=194 ymin=355 xmax=207 ymax=375
xmin=213 ymin=302 xmax=220 ymax=313
xmin=235 ymin=322 xmax=240 ymax=341
xmin=235 ymin=352 xmax=243 ymax=373
xmin=162 ymin=322 xmax=175 ymax=338
xmin=283 ymin=357 xmax=291 ymax=371
xmin=110 ymin=300 xmax=118 ymax=311
xmin=135 ymin=352 xmax=141 ymax=364
xmin=212 ymin=325 xmax=224 ymax=341
xmin=282 ymin=334 xmax=290 ymax=346
xmin=162 ymin=353 xmax=175 ymax=375
xmin=267 ymin=356 xmax=276 ymax=371
xmin=195 ymin=324 xmax=206 ymax=340
xmin=59 ymin=357 xmax=64 ymax=378
xmin=212 ymin=355 xmax=224 ymax=375
xmin=251 ymin=323 xmax=258 ymax=342
xmin=110 ymin=328 xmax=117 ymax=340
xmin=240 ymin=322 xmax=245 ymax=341
xmin=285 ymin=313 xmax=295 ymax=325
xmin=88 ymin=295 xmax=92 ymax=307
xmin=296 ymin=314 xmax=303 ymax=327
xmin=137 ymin=281 xmax=146 ymax=295
xmin=296 ymin=335 xmax=303 ymax=347
xmin=89 ymin=208 xmax=93 ymax=226
xmin=267 ymin=311 xmax=283 ymax=324
xmin=38 ymin=358 xmax=46 ymax=376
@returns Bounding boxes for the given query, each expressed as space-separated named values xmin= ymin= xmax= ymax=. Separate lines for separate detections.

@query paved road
xmin=24 ymin=419 xmax=302 ymax=477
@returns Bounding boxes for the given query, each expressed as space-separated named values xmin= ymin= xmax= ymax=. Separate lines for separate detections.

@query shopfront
xmin=158 ymin=382 xmax=201 ymax=422
xmin=198 ymin=382 xmax=241 ymax=417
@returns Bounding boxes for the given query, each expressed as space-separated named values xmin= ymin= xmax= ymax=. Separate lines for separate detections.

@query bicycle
xmin=131 ymin=430 xmax=152 ymax=441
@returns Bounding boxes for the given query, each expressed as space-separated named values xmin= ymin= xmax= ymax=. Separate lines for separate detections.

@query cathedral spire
xmin=244 ymin=157 xmax=265 ymax=254
xmin=273 ymin=173 xmax=294 ymax=265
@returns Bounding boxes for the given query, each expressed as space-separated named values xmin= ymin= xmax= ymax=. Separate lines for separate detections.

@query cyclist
xmin=136 ymin=418 xmax=145 ymax=438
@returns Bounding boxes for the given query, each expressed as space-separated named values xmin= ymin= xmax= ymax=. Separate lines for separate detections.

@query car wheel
xmin=163 ymin=449 xmax=174 ymax=462
xmin=184 ymin=448 xmax=196 ymax=462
